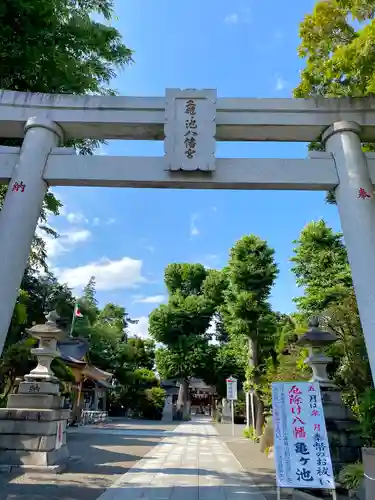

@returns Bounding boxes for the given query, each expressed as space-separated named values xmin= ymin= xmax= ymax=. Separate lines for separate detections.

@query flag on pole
xmin=74 ymin=303 xmax=84 ymax=318
xmin=70 ymin=302 xmax=84 ymax=335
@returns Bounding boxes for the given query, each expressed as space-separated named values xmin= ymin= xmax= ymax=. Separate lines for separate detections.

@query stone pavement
xmin=0 ymin=417 xmax=277 ymax=500
xmin=0 ymin=419 xmax=172 ymax=500
xmin=96 ymin=417 xmax=268 ymax=500
xmin=214 ymin=423 xmax=277 ymax=500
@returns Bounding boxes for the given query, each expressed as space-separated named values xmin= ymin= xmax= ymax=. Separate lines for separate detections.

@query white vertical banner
xmin=226 ymin=377 xmax=238 ymax=401
xmin=272 ymin=382 xmax=335 ymax=490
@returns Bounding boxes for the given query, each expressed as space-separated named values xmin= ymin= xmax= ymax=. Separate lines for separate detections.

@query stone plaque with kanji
xmin=164 ymin=88 xmax=216 ymax=172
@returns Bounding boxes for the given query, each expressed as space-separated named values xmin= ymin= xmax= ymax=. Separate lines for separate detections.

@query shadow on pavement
xmin=0 ymin=434 xmax=164 ymax=500
xmin=66 ymin=434 xmax=164 ymax=475
xmin=0 ymin=472 xmax=282 ymax=500
xmin=71 ymin=428 xmax=216 ymax=438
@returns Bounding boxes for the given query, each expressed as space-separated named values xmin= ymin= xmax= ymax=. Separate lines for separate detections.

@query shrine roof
xmin=58 ymin=337 xmax=88 ymax=365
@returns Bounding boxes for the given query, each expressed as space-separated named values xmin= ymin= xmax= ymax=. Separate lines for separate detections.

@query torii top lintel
xmin=1 ymin=88 xmax=375 ymax=143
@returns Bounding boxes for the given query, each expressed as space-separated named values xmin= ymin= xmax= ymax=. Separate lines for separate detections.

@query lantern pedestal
xmin=0 ymin=312 xmax=70 ymax=471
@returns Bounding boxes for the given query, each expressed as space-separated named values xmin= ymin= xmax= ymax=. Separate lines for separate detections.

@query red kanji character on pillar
xmin=358 ymin=187 xmax=371 ymax=199
xmin=12 ymin=181 xmax=25 ymax=193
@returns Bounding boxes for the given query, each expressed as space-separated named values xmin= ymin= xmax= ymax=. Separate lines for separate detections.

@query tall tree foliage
xmin=150 ymin=263 xmax=215 ymax=414
xmin=291 ymin=220 xmax=352 ymax=313
xmin=0 ymin=0 xmax=133 ymax=95
xmin=291 ymin=219 xmax=372 ymax=407
xmin=294 ymin=0 xmax=375 ymax=201
xmin=224 ymin=235 xmax=278 ymax=433
xmin=0 ymin=0 xmax=133 ymax=269
xmin=73 ymin=278 xmax=137 ymax=384
xmin=295 ymin=0 xmax=375 ymax=100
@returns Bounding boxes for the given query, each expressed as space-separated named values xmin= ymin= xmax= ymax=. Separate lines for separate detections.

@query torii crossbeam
xmin=0 ymin=88 xmax=375 ymax=383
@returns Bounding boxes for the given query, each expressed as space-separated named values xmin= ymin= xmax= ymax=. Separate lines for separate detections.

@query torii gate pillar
xmin=323 ymin=121 xmax=375 ymax=385
xmin=0 ymin=118 xmax=63 ymax=355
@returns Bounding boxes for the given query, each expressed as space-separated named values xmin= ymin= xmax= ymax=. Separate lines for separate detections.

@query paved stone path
xmin=96 ymin=418 xmax=267 ymax=500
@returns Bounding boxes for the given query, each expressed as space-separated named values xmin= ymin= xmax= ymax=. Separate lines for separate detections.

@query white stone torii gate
xmin=1 ymin=88 xmax=375 ymax=381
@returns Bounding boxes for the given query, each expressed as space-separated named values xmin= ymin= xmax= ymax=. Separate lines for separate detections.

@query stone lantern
xmin=297 ymin=316 xmax=361 ymax=474
xmin=0 ymin=311 xmax=71 ymax=471
xmin=296 ymin=316 xmax=337 ymax=386
xmin=24 ymin=310 xmax=67 ymax=383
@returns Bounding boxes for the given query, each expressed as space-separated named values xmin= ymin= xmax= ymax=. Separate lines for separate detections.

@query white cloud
xmin=275 ymin=76 xmax=288 ymax=91
xmin=55 ymin=256 xmax=146 ymax=291
xmin=128 ymin=316 xmax=149 ymax=339
xmin=190 ymin=214 xmax=200 ymax=237
xmin=133 ymin=295 xmax=166 ymax=304
xmin=58 ymin=205 xmax=67 ymax=217
xmin=224 ymin=7 xmax=251 ymax=24
xmin=66 ymin=212 xmax=88 ymax=225
xmin=41 ymin=228 xmax=91 ymax=260
xmin=225 ymin=13 xmax=239 ymax=24
xmin=91 ymin=217 xmax=116 ymax=226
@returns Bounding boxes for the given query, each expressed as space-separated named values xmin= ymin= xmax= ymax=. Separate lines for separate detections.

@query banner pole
xmin=231 ymin=399 xmax=235 ymax=437
xmin=70 ymin=303 xmax=76 ymax=336
xmin=276 ymin=487 xmax=281 ymax=500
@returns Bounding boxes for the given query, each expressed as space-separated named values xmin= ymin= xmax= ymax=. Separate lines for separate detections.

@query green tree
xmin=290 ymin=219 xmax=372 ymax=406
xmin=4 ymin=270 xmax=74 ymax=348
xmin=75 ymin=276 xmax=99 ymax=327
xmin=258 ymin=313 xmax=310 ymax=409
xmin=0 ymin=0 xmax=133 ymax=269
xmin=97 ymin=303 xmax=136 ymax=340
xmin=202 ymin=269 xmax=230 ymax=343
xmin=291 ymin=220 xmax=352 ymax=313
xmin=127 ymin=337 xmax=155 ymax=371
xmin=150 ymin=263 xmax=215 ymax=416
xmin=294 ymin=0 xmax=375 ymax=201
xmin=22 ymin=271 xmax=75 ymax=322
xmin=295 ymin=0 xmax=375 ymax=100
xmin=202 ymin=339 xmax=247 ymax=399
xmin=82 ymin=277 xmax=98 ymax=308
xmin=224 ymin=235 xmax=279 ymax=434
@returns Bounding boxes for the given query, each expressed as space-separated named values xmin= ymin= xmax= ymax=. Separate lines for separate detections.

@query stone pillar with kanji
xmin=0 ymin=311 xmax=70 ymax=471
xmin=0 ymin=118 xmax=64 ymax=357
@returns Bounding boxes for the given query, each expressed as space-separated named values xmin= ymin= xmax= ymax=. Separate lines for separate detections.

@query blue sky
xmin=48 ymin=0 xmax=342 ymax=338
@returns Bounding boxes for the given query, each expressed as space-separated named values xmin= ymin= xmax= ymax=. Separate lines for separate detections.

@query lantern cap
xmin=26 ymin=310 xmax=67 ymax=339
xmin=296 ymin=316 xmax=337 ymax=347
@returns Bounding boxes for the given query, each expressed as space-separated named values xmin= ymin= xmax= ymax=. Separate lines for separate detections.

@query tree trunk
xmin=255 ymin=397 xmax=265 ymax=436
xmin=249 ymin=337 xmax=264 ymax=436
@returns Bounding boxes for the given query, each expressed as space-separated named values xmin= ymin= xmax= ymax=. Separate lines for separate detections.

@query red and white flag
xmin=74 ymin=303 xmax=83 ymax=318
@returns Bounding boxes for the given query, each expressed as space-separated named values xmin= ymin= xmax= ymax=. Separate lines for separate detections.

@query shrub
xmin=139 ymin=387 xmax=166 ymax=420
xmin=243 ymin=425 xmax=259 ymax=442
xmin=338 ymin=463 xmax=364 ymax=491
